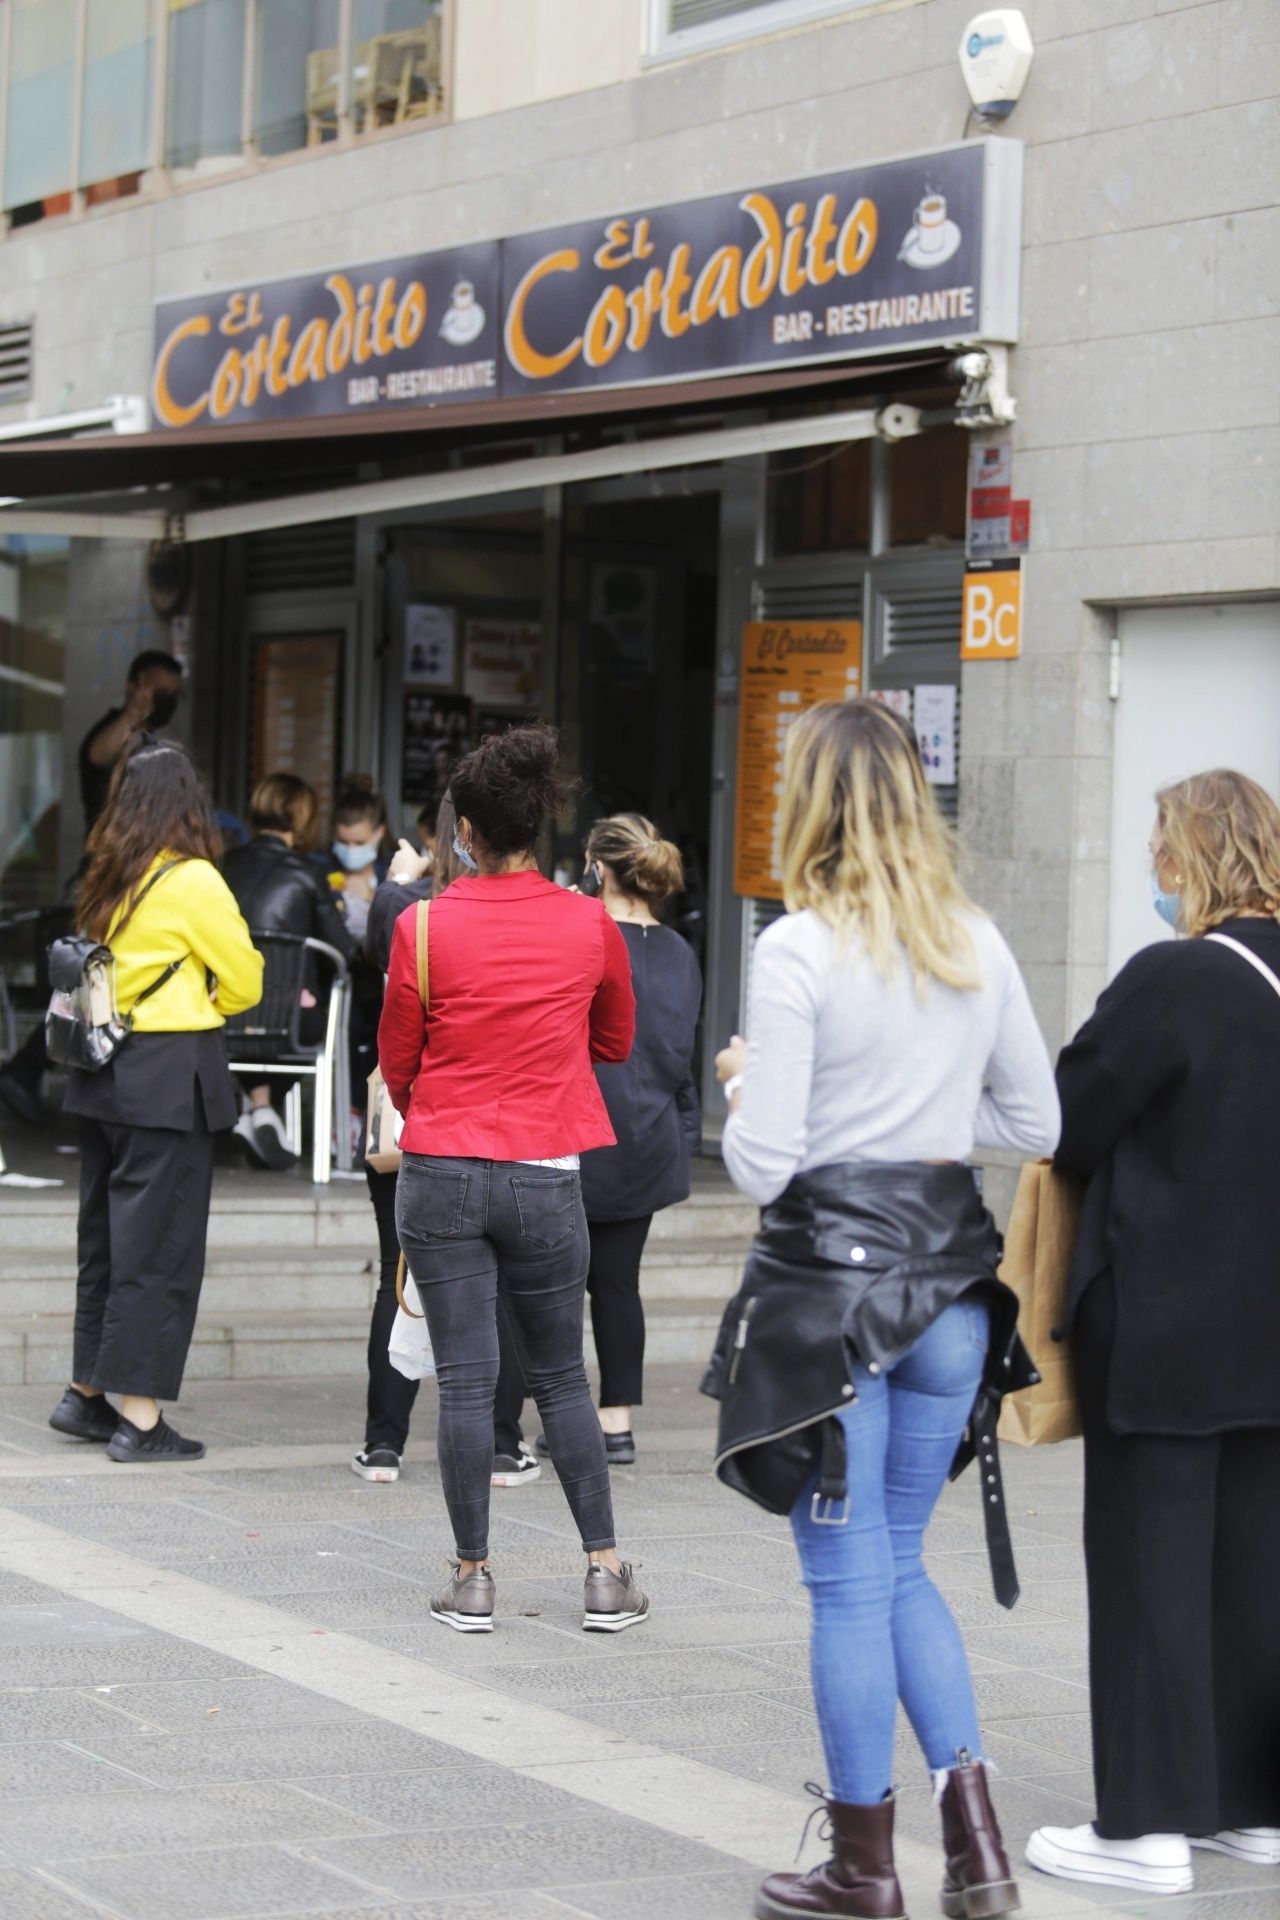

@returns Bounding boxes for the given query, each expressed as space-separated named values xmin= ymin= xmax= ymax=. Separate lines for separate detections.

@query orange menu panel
xmin=734 ymin=619 xmax=864 ymax=900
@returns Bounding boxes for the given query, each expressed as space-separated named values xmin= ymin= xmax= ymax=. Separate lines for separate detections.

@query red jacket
xmin=377 ymin=871 xmax=636 ymax=1160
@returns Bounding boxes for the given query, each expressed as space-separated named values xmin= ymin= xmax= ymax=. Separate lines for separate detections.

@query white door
xmin=1109 ymin=602 xmax=1280 ymax=975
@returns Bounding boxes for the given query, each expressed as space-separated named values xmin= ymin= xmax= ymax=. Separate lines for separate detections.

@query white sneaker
xmin=1191 ymin=1829 xmax=1280 ymax=1866
xmin=1027 ymin=1825 xmax=1193 ymax=1893
xmin=234 ymin=1107 xmax=298 ymax=1170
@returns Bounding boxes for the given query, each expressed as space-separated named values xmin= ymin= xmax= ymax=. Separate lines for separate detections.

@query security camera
xmin=959 ymin=9 xmax=1034 ymax=119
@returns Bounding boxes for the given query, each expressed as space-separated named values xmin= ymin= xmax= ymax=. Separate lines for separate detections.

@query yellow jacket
xmin=107 ymin=855 xmax=263 ymax=1032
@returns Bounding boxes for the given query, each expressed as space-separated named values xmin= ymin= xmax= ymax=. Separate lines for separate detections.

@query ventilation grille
xmin=245 ymin=520 xmax=357 ymax=595
xmin=880 ymin=584 xmax=963 ymax=658
xmin=758 ymin=577 xmax=862 ymax=623
xmin=0 ymin=321 xmax=34 ymax=406
xmin=671 ymin=0 xmax=781 ymax=28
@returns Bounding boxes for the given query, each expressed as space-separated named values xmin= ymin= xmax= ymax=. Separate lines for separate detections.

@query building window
xmin=2 ymin=0 xmax=78 ymax=219
xmin=0 ymin=0 xmax=449 ymax=226
xmin=769 ymin=441 xmax=872 ymax=558
xmin=166 ymin=0 xmax=248 ymax=175
xmin=887 ymin=428 xmax=967 ymax=548
xmin=646 ymin=0 xmax=888 ymax=63
xmin=81 ymin=0 xmax=154 ymax=198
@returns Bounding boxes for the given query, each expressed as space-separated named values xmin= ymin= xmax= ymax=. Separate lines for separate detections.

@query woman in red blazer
xmin=379 ymin=725 xmax=650 ymax=1637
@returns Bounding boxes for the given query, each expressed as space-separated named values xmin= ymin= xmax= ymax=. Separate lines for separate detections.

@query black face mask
xmin=148 ymin=690 xmax=179 ymax=729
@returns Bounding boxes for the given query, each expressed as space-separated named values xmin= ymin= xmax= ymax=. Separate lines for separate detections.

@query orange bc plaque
xmin=734 ymin=619 xmax=864 ymax=900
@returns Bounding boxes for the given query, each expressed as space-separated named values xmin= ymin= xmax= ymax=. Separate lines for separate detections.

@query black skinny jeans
xmin=396 ymin=1154 xmax=615 ymax=1562
xmin=1076 ymin=1274 xmax=1280 ymax=1837
xmin=364 ymin=1166 xmax=528 ymax=1457
xmin=586 ymin=1214 xmax=653 ymax=1408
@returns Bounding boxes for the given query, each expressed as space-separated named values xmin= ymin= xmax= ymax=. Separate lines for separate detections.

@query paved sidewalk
xmin=0 ymin=1368 xmax=1274 ymax=1920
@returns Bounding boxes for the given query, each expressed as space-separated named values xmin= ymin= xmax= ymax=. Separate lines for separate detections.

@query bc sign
xmin=961 ymin=560 xmax=1022 ymax=659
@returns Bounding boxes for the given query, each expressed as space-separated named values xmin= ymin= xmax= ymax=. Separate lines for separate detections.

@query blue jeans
xmin=791 ymin=1297 xmax=989 ymax=1803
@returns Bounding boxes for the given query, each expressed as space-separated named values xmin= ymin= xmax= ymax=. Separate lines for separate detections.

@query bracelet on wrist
xmin=723 ymin=1073 xmax=744 ymax=1103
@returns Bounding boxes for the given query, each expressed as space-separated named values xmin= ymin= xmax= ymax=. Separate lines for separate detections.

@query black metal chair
xmin=223 ymin=932 xmax=351 ymax=1184
xmin=0 ymin=903 xmax=74 ymax=1056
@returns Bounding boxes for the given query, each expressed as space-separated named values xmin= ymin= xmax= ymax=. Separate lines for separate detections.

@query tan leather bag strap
xmin=415 ymin=898 xmax=430 ymax=1010
xmin=394 ymin=1251 xmax=422 ymax=1317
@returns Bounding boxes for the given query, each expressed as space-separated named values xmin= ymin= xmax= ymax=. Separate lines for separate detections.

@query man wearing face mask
xmin=79 ymin=651 xmax=184 ymax=838
xmin=0 ymin=650 xmax=185 ymax=1127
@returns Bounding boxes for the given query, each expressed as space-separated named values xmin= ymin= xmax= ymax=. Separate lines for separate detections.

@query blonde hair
xmin=779 ymin=699 xmax=980 ymax=991
xmin=1156 ymin=769 xmax=1280 ymax=937
xmin=249 ymin=772 xmax=317 ymax=845
xmin=586 ymin=812 xmax=684 ymax=907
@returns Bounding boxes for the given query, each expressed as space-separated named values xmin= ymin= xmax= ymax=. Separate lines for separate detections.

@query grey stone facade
xmin=3 ymin=0 xmax=1278 ymax=1045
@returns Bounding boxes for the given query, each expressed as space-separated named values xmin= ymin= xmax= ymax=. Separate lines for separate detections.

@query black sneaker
xmin=106 ymin=1415 xmax=205 ymax=1463
xmin=604 ymin=1430 xmax=637 ymax=1465
xmin=233 ymin=1108 xmax=298 ymax=1170
xmin=351 ymin=1447 xmax=401 ymax=1483
xmin=492 ymin=1443 xmax=541 ymax=1488
xmin=48 ymin=1386 xmax=121 ymax=1443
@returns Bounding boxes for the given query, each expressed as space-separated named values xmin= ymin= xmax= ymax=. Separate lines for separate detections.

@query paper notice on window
xmin=404 ymin=604 xmax=457 ymax=687
xmin=914 ymin=683 xmax=957 ymax=786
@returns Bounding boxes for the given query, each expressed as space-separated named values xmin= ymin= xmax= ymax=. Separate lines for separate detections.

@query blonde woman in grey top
xmin=714 ymin=699 xmax=1058 ymax=1920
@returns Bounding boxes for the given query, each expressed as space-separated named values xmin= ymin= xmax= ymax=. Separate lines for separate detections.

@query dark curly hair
xmin=449 ymin=722 xmax=571 ymax=862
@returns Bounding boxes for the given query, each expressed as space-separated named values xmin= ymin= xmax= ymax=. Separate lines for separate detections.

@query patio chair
xmin=223 ymin=932 xmax=351 ymax=1184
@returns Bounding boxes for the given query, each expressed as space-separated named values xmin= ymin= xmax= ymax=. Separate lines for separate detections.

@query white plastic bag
xmin=388 ymin=1267 xmax=436 ymax=1381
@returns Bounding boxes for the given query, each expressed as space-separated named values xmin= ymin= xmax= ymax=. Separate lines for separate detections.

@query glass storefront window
xmin=351 ymin=0 xmax=444 ymax=136
xmin=254 ymin=0 xmax=341 ymax=155
xmin=3 ymin=0 xmax=77 ymax=215
xmin=165 ymin=0 xmax=247 ymax=175
xmin=768 ymin=441 xmax=872 ymax=557
xmin=887 ymin=427 xmax=968 ymax=547
xmin=81 ymin=0 xmax=154 ymax=193
xmin=0 ymin=537 xmax=68 ymax=913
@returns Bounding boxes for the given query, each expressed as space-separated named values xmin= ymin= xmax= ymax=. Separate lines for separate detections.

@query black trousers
xmin=586 ymin=1213 xmax=653 ymax=1408
xmin=364 ymin=1166 xmax=527 ymax=1456
xmin=1076 ymin=1276 xmax=1280 ymax=1838
xmin=72 ymin=1113 xmax=215 ymax=1401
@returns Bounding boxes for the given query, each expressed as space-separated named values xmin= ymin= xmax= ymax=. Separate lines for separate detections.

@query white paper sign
xmin=914 ymin=683 xmax=957 ymax=786
xmin=870 ymin=688 xmax=913 ymax=721
xmin=404 ymin=605 xmax=456 ymax=687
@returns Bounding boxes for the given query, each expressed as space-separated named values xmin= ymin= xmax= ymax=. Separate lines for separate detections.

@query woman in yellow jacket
xmin=48 ymin=739 xmax=263 ymax=1463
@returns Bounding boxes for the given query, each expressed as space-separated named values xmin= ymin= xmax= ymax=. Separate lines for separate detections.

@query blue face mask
xmin=452 ymin=831 xmax=479 ymax=873
xmin=332 ymin=839 xmax=379 ymax=873
xmin=1150 ymin=868 xmax=1181 ymax=930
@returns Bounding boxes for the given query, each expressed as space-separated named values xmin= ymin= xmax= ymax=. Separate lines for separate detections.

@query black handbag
xmin=45 ymin=863 xmax=184 ymax=1074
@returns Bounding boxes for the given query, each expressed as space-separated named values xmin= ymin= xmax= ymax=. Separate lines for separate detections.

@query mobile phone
xmin=579 ymin=863 xmax=602 ymax=898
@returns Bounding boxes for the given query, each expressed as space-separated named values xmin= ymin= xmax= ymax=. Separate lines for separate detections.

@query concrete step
xmin=0 ymin=1235 xmax=742 ymax=1319
xmin=0 ymin=1295 xmax=730 ymax=1387
xmin=0 ymin=1183 xmax=756 ymax=1259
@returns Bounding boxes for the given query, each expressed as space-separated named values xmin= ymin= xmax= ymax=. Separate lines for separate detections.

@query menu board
xmin=734 ymin=620 xmax=864 ymax=900
xmin=251 ymin=632 xmax=342 ymax=832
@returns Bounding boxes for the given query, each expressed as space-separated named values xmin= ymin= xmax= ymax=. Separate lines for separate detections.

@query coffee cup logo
xmin=440 ymin=281 xmax=486 ymax=347
xmin=899 ymin=190 xmax=961 ymax=270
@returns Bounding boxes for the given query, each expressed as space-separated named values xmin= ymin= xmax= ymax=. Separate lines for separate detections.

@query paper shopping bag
xmin=997 ymin=1161 xmax=1083 ymax=1446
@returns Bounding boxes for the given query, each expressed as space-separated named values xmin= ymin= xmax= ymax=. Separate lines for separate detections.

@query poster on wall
xmin=734 ymin=620 xmax=863 ymax=900
xmin=870 ymin=688 xmax=913 ymax=722
xmin=404 ymin=605 xmax=456 ymax=687
xmin=914 ymin=684 xmax=957 ymax=786
xmin=401 ymin=692 xmax=472 ymax=805
xmin=463 ymin=620 xmax=542 ymax=707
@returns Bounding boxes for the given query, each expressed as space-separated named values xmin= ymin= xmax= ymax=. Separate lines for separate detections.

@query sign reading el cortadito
xmin=734 ymin=620 xmax=864 ymax=902
xmin=149 ymin=140 xmax=1020 ymax=429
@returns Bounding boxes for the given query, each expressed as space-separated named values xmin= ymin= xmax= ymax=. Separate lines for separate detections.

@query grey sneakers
xmin=430 ymin=1563 xmax=496 ymax=1633
xmin=583 ymin=1559 xmax=649 ymax=1633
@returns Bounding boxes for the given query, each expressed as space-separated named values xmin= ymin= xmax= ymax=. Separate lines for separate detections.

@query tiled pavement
xmin=0 ymin=1368 xmax=1275 ymax=1920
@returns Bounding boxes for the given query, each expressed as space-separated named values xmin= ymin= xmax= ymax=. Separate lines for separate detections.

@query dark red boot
xmin=940 ymin=1753 xmax=1021 ymax=1918
xmin=756 ymin=1791 xmax=906 ymax=1919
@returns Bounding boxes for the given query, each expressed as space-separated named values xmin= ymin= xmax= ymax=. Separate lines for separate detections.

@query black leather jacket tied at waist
xmin=700 ymin=1161 xmax=1039 ymax=1609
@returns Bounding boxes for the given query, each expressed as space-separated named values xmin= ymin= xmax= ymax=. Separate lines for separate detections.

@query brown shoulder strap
xmin=415 ymin=899 xmax=430 ymax=1011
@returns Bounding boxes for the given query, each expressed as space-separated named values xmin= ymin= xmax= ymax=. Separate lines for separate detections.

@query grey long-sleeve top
xmin=722 ymin=908 xmax=1060 ymax=1207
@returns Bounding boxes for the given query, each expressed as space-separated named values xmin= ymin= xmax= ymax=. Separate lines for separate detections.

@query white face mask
xmin=332 ymin=839 xmax=379 ymax=872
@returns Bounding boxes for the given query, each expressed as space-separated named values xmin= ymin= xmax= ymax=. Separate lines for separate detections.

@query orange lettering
xmin=805 ymin=194 xmax=840 ymax=285
xmin=583 ymin=284 xmax=627 ymax=368
xmin=265 ymin=316 xmax=293 ymax=396
xmin=209 ymin=347 xmax=243 ymax=420
xmin=152 ymin=315 xmax=212 ymax=428
xmin=781 ymin=203 xmax=809 ymax=297
xmin=372 ymin=277 xmax=399 ymax=357
xmin=288 ymin=317 xmax=329 ymax=385
xmin=624 ymin=267 xmax=664 ymax=352
xmin=690 ymin=247 xmax=742 ymax=325
xmin=740 ymin=191 xmax=783 ymax=309
xmin=836 ymin=197 xmax=878 ymax=276
xmin=594 ymin=219 xmax=635 ymax=271
xmin=325 ymin=274 xmax=356 ymax=372
xmin=394 ymin=282 xmax=427 ymax=349
xmin=354 ymin=284 xmax=376 ymax=364
xmin=660 ymin=243 xmax=695 ymax=339
xmin=504 ymin=249 xmax=583 ymax=381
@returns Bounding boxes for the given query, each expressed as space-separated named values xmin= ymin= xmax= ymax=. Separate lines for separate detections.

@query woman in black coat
xmin=575 ymin=814 xmax=702 ymax=1466
xmin=1028 ymin=769 xmax=1280 ymax=1896
xmin=221 ymin=774 xmax=354 ymax=1168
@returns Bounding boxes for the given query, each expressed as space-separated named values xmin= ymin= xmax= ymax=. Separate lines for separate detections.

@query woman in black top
xmin=221 ymin=774 xmax=354 ymax=1169
xmin=1028 ymin=769 xmax=1280 ymax=1896
xmin=577 ymin=814 xmax=702 ymax=1465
